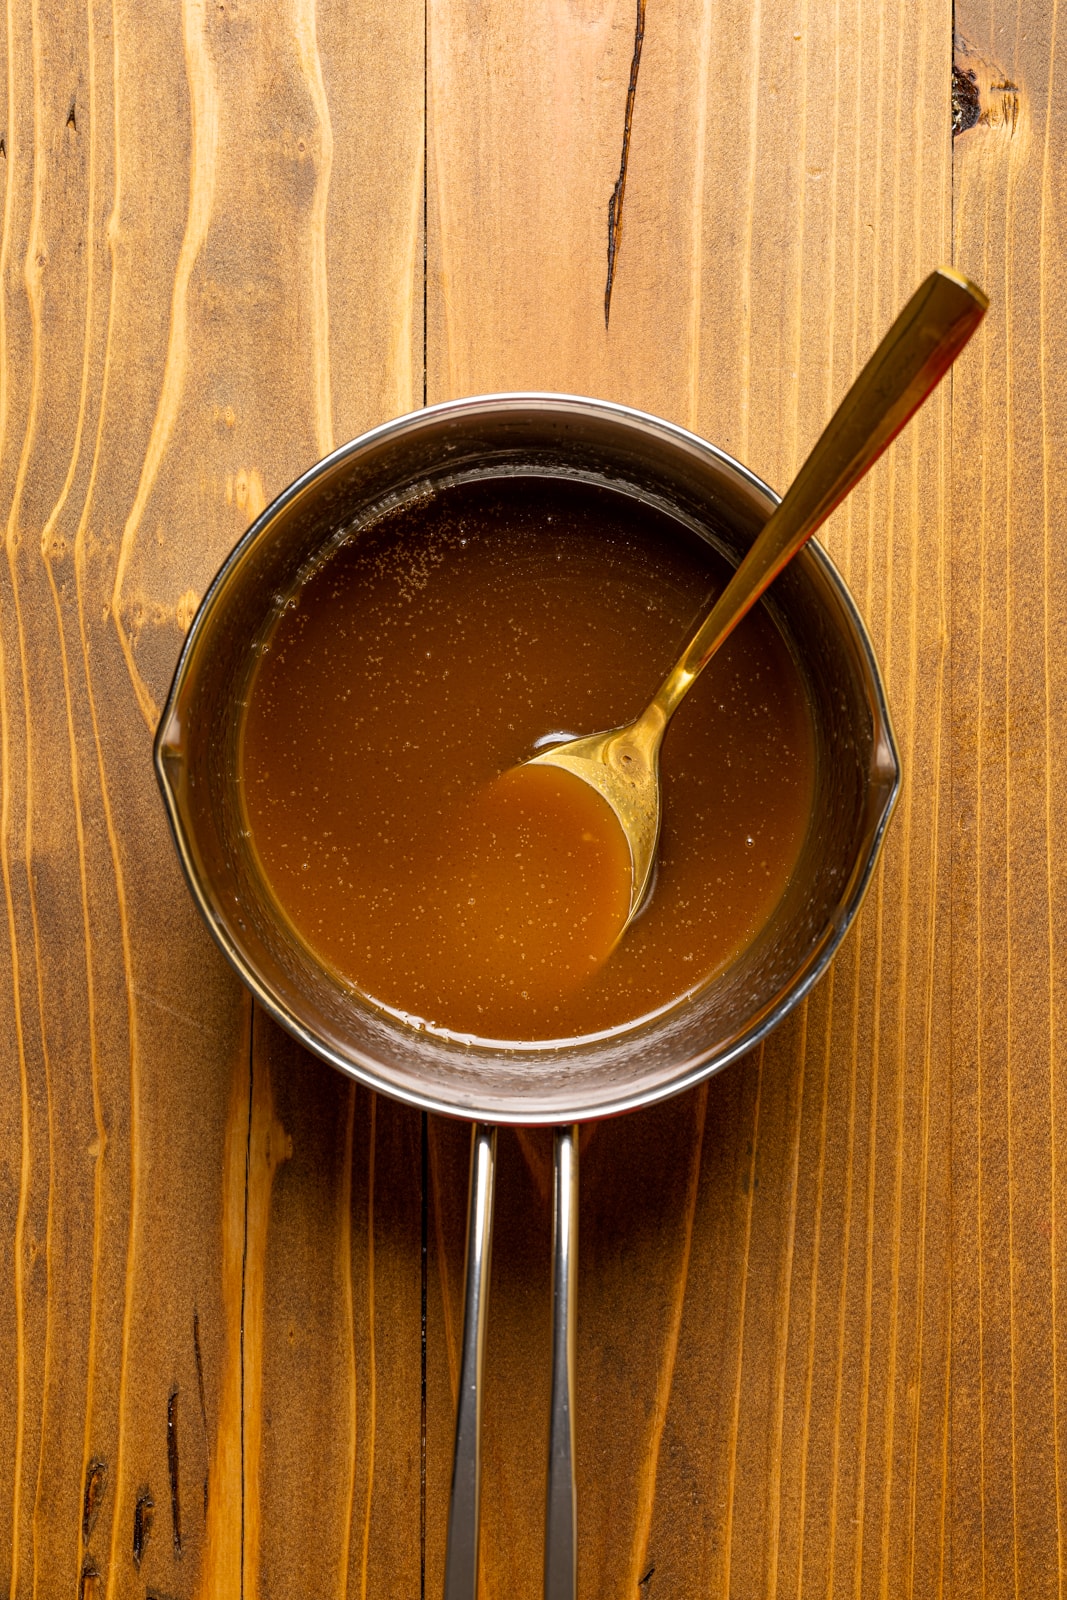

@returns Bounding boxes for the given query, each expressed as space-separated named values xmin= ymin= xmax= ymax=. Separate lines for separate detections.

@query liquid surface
xmin=240 ymin=476 xmax=815 ymax=1043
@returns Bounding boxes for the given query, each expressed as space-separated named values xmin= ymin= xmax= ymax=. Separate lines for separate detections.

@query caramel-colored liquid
xmin=240 ymin=476 xmax=815 ymax=1043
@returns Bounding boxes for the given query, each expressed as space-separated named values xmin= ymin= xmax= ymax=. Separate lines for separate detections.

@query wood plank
xmin=952 ymin=10 xmax=1067 ymax=1595
xmin=251 ymin=3 xmax=426 ymax=1597
xmin=0 ymin=1 xmax=423 ymax=1595
xmin=255 ymin=1020 xmax=423 ymax=1600
xmin=426 ymin=0 xmax=957 ymax=1594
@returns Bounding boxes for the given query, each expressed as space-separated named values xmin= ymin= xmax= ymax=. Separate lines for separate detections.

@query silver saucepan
xmin=155 ymin=395 xmax=899 ymax=1599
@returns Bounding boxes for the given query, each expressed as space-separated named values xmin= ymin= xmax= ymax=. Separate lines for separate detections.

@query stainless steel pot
xmin=155 ymin=394 xmax=900 ymax=1599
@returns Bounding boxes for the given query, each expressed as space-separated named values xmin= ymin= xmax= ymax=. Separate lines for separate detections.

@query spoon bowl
xmin=527 ymin=705 xmax=666 ymax=923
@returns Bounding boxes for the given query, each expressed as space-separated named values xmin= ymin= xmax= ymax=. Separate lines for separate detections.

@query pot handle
xmin=545 ymin=1125 xmax=579 ymax=1600
xmin=444 ymin=1124 xmax=498 ymax=1600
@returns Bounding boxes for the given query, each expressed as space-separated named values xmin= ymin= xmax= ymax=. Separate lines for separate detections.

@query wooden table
xmin=0 ymin=1 xmax=1061 ymax=1595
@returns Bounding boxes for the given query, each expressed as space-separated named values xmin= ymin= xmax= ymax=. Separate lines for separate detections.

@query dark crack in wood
xmin=82 ymin=1458 xmax=107 ymax=1544
xmin=66 ymin=97 xmax=76 ymax=130
xmin=604 ymin=0 xmax=647 ymax=327
xmin=167 ymin=1388 xmax=182 ymax=1556
xmin=952 ymin=63 xmax=980 ymax=135
xmin=79 ymin=1561 xmax=101 ymax=1600
xmin=193 ymin=1307 xmax=208 ymax=1432
xmin=133 ymin=1489 xmax=155 ymax=1569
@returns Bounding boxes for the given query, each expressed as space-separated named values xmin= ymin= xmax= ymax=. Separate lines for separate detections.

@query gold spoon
xmin=529 ymin=266 xmax=987 ymax=930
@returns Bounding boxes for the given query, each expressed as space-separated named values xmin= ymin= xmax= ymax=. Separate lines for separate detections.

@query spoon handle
xmin=545 ymin=1126 xmax=579 ymax=1600
xmin=652 ymin=266 xmax=988 ymax=721
xmin=444 ymin=1124 xmax=498 ymax=1600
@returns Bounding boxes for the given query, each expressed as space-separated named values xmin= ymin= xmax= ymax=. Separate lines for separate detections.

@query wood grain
xmin=0 ymin=0 xmax=1063 ymax=1596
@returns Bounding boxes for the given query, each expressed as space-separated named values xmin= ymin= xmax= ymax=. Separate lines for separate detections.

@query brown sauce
xmin=239 ymin=475 xmax=815 ymax=1044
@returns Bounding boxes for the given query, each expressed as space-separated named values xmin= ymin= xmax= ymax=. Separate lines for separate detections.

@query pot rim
xmin=155 ymin=391 xmax=901 ymax=1123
